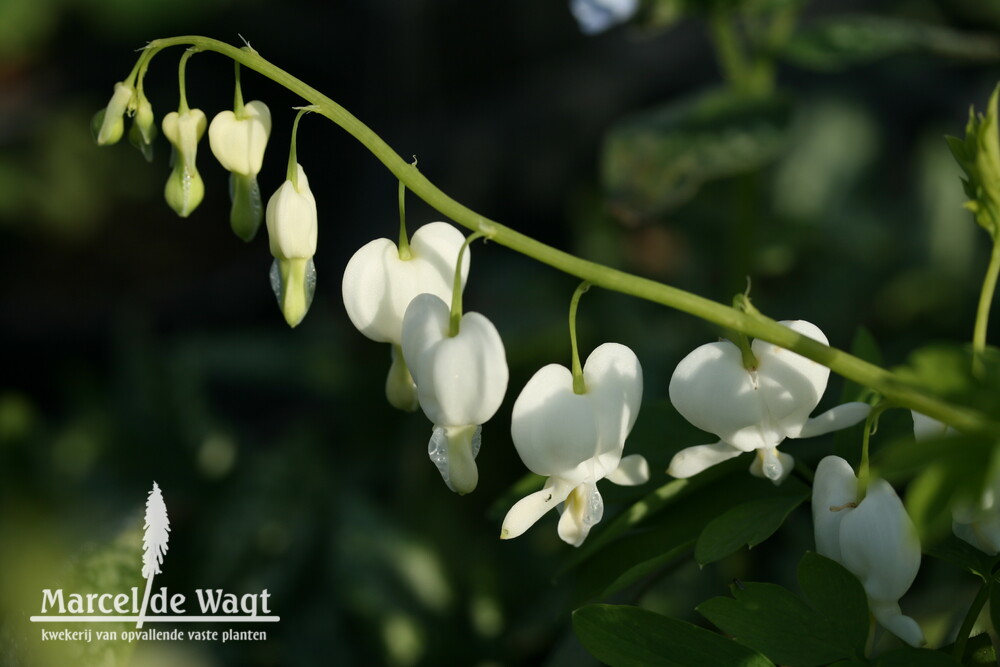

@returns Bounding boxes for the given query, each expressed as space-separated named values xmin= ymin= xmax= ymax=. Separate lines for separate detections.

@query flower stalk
xmin=109 ymin=36 xmax=996 ymax=436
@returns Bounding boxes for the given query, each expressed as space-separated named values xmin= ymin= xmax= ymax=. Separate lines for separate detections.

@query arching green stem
xmin=108 ymin=36 xmax=1000 ymax=436
xmin=569 ymin=281 xmax=591 ymax=395
xmin=731 ymin=293 xmax=759 ymax=370
xmin=449 ymin=233 xmax=484 ymax=337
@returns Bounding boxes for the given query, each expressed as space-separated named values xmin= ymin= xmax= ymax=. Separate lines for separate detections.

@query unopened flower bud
xmin=128 ymin=92 xmax=157 ymax=162
xmin=93 ymin=82 xmax=136 ymax=146
xmin=266 ymin=163 xmax=318 ymax=327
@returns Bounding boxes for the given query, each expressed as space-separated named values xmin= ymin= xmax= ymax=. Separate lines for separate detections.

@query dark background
xmin=2 ymin=0 xmax=999 ymax=665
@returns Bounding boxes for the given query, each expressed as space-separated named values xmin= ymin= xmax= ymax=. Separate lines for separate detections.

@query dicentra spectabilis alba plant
xmin=342 ymin=220 xmax=469 ymax=411
xmin=209 ymin=64 xmax=271 ymax=242
xmin=812 ymin=455 xmax=925 ymax=647
xmin=668 ymin=320 xmax=871 ymax=484
xmin=501 ymin=341 xmax=647 ymax=546
xmin=401 ymin=280 xmax=508 ymax=494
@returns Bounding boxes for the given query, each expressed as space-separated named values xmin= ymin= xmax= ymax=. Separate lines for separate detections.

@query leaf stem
xmin=286 ymin=107 xmax=311 ymax=187
xmin=233 ymin=61 xmax=245 ymax=118
xmin=398 ymin=178 xmax=411 ymax=260
xmin=449 ymin=233 xmax=484 ymax=337
xmin=569 ymin=281 xmax=591 ymax=394
xmin=116 ymin=36 xmax=1000 ymax=437
xmin=973 ymin=241 xmax=1000 ymax=375
xmin=953 ymin=579 xmax=990 ymax=660
xmin=176 ymin=48 xmax=197 ymax=113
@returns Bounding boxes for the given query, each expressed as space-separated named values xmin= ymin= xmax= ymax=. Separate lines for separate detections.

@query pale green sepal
xmin=386 ymin=344 xmax=419 ymax=412
xmin=229 ymin=173 xmax=263 ymax=242
xmin=429 ymin=424 xmax=481 ymax=495
xmin=164 ymin=159 xmax=204 ymax=218
xmin=269 ymin=257 xmax=317 ymax=328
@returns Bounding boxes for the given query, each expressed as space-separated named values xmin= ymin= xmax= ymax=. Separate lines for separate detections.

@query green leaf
xmin=782 ymin=15 xmax=1000 ymax=72
xmin=926 ymin=534 xmax=998 ymax=580
xmin=874 ymin=647 xmax=963 ymax=666
xmin=698 ymin=581 xmax=858 ymax=666
xmin=601 ymin=87 xmax=792 ymax=216
xmin=797 ymin=553 xmax=870 ymax=654
xmin=571 ymin=473 xmax=804 ymax=603
xmin=697 ymin=553 xmax=872 ymax=665
xmin=694 ymin=484 xmax=808 ymax=565
xmin=573 ymin=604 xmax=774 ymax=667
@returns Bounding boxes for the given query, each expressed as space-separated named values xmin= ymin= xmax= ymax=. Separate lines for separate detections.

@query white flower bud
xmin=209 ymin=101 xmax=272 ymax=177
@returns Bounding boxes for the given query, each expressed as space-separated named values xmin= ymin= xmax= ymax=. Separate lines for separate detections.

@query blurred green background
xmin=2 ymin=0 xmax=1000 ymax=665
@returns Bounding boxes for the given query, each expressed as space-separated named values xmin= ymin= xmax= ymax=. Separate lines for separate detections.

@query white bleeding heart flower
xmin=813 ymin=456 xmax=925 ymax=647
xmin=342 ymin=222 xmax=469 ymax=410
xmin=209 ymin=101 xmax=272 ymax=177
xmin=501 ymin=343 xmax=648 ymax=546
xmin=266 ymin=163 xmax=318 ymax=328
xmin=911 ymin=411 xmax=1000 ymax=555
xmin=162 ymin=108 xmax=208 ymax=218
xmin=401 ymin=293 xmax=508 ymax=495
xmin=209 ymin=100 xmax=272 ymax=242
xmin=343 ymin=222 xmax=469 ymax=344
xmin=667 ymin=320 xmax=871 ymax=484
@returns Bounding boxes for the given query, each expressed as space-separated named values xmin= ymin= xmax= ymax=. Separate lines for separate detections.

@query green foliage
xmin=946 ymin=86 xmax=1000 ymax=242
xmin=894 ymin=344 xmax=1000 ymax=427
xmin=573 ymin=603 xmax=774 ymax=667
xmin=694 ymin=481 xmax=808 ymax=565
xmin=571 ymin=469 xmax=801 ymax=603
xmin=926 ymin=534 xmax=999 ymax=581
xmin=873 ymin=647 xmax=963 ymax=666
xmin=697 ymin=553 xmax=868 ymax=666
xmin=781 ymin=15 xmax=1000 ymax=72
xmin=601 ymin=87 xmax=792 ymax=216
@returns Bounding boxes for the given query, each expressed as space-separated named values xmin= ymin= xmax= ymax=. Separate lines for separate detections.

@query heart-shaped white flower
xmin=162 ymin=108 xmax=207 ymax=218
xmin=501 ymin=343 xmax=648 ymax=546
xmin=668 ymin=320 xmax=870 ymax=484
xmin=813 ymin=455 xmax=924 ymax=647
xmin=401 ymin=293 xmax=508 ymax=494
xmin=342 ymin=222 xmax=468 ymax=345
xmin=209 ymin=101 xmax=272 ymax=177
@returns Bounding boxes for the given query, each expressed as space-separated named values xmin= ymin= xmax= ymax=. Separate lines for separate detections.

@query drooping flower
xmin=401 ymin=293 xmax=508 ymax=495
xmin=92 ymin=81 xmax=136 ymax=146
xmin=667 ymin=320 xmax=870 ymax=484
xmin=342 ymin=222 xmax=469 ymax=410
xmin=209 ymin=100 xmax=272 ymax=241
xmin=813 ymin=455 xmax=925 ymax=647
xmin=501 ymin=343 xmax=648 ymax=546
xmin=911 ymin=411 xmax=1000 ymax=554
xmin=128 ymin=89 xmax=157 ymax=162
xmin=569 ymin=0 xmax=638 ymax=35
xmin=266 ymin=163 xmax=318 ymax=328
xmin=162 ymin=107 xmax=207 ymax=218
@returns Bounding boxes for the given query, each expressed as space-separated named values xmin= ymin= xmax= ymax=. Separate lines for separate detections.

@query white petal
xmin=265 ymin=164 xmax=317 ymax=259
xmin=911 ymin=411 xmax=956 ymax=441
xmin=557 ymin=482 xmax=604 ymax=547
xmin=606 ymin=454 xmax=649 ymax=486
xmin=870 ymin=600 xmax=925 ymax=647
xmin=793 ymin=402 xmax=871 ymax=438
xmin=208 ymin=101 xmax=271 ymax=176
xmin=669 ymin=341 xmax=777 ymax=452
xmin=342 ymin=238 xmax=404 ymax=343
xmin=569 ymin=0 xmax=638 ymax=34
xmin=162 ymin=109 xmax=207 ymax=167
xmin=584 ymin=343 xmax=643 ymax=463
xmin=748 ymin=448 xmax=794 ymax=484
xmin=342 ymin=222 xmax=467 ymax=344
xmin=403 ymin=296 xmax=508 ymax=427
xmin=500 ymin=478 xmax=575 ymax=540
xmin=510 ymin=364 xmax=600 ymax=479
xmin=839 ymin=479 xmax=921 ymax=605
xmin=751 ymin=320 xmax=830 ymax=441
xmin=667 ymin=441 xmax=743 ymax=479
xmin=812 ymin=455 xmax=858 ymax=563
